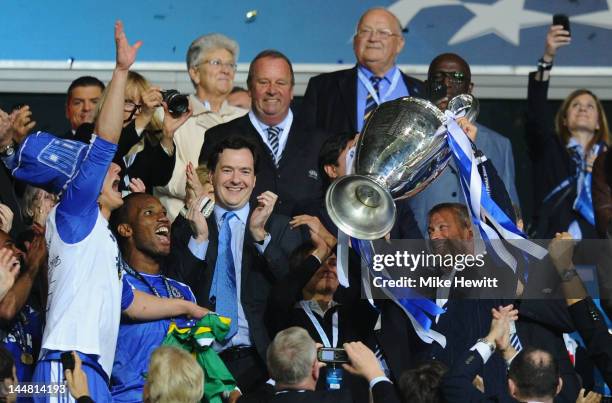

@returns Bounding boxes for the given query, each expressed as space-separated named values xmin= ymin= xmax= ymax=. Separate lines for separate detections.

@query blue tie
xmin=364 ymin=76 xmax=383 ymax=125
xmin=210 ymin=212 xmax=238 ymax=339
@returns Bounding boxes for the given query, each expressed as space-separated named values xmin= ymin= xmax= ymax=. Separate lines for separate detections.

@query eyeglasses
xmin=200 ymin=59 xmax=238 ymax=71
xmin=124 ymin=101 xmax=142 ymax=113
xmin=431 ymin=71 xmax=467 ymax=84
xmin=356 ymin=27 xmax=401 ymax=39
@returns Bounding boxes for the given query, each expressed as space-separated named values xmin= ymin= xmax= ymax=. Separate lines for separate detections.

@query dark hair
xmin=109 ymin=192 xmax=150 ymax=247
xmin=247 ymin=49 xmax=295 ymax=89
xmin=398 ymin=360 xmax=447 ymax=403
xmin=0 ymin=345 xmax=15 ymax=381
xmin=206 ymin=136 xmax=259 ymax=174
xmin=318 ymin=132 xmax=356 ymax=190
xmin=66 ymin=76 xmax=105 ymax=99
xmin=289 ymin=241 xmax=316 ymax=275
xmin=427 ymin=203 xmax=470 ymax=230
xmin=508 ymin=347 xmax=560 ymax=400
xmin=427 ymin=53 xmax=472 ymax=82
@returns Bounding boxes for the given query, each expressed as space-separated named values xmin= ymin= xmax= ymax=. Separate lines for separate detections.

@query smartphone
xmin=180 ymin=196 xmax=215 ymax=219
xmin=553 ymin=14 xmax=570 ymax=36
xmin=317 ymin=348 xmax=349 ymax=364
xmin=60 ymin=351 xmax=75 ymax=371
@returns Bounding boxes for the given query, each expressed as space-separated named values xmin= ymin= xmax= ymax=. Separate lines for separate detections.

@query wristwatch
xmin=477 ymin=338 xmax=496 ymax=353
xmin=537 ymin=58 xmax=553 ymax=71
xmin=0 ymin=142 xmax=14 ymax=157
xmin=560 ymin=268 xmax=578 ymax=282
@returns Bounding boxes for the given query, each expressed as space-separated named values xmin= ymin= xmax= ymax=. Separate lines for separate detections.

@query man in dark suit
xmin=241 ymin=327 xmax=399 ymax=403
xmin=549 ymin=232 xmax=612 ymax=386
xmin=300 ymin=7 xmax=425 ymax=136
xmin=409 ymin=53 xmax=520 ymax=235
xmin=200 ymin=50 xmax=326 ymax=217
xmin=169 ymin=136 xmax=304 ymax=394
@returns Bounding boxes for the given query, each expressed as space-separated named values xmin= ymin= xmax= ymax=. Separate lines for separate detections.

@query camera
xmin=317 ymin=347 xmax=349 ymax=364
xmin=61 ymin=351 xmax=75 ymax=371
xmin=161 ymin=90 xmax=189 ymax=117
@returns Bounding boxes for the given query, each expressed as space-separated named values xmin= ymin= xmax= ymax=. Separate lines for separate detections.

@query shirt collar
xmin=249 ymin=109 xmax=293 ymax=132
xmin=358 ymin=64 xmax=398 ymax=82
xmin=299 ymin=299 xmax=339 ymax=317
xmin=213 ymin=202 xmax=250 ymax=226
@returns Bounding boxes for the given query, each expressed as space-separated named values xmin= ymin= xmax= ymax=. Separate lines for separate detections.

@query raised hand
xmin=25 ymin=234 xmax=48 ymax=275
xmin=186 ymin=195 xmax=209 ymax=243
xmin=456 ymin=117 xmax=478 ymax=142
xmin=9 ymin=105 xmax=36 ymax=143
xmin=64 ymin=352 xmax=90 ymax=400
xmin=114 ymin=20 xmax=142 ymax=71
xmin=0 ymin=248 xmax=20 ymax=299
xmin=0 ymin=203 xmax=14 ymax=234
xmin=489 ymin=305 xmax=518 ymax=352
xmin=342 ymin=341 xmax=385 ymax=382
xmin=576 ymin=388 xmax=602 ymax=403
xmin=290 ymin=214 xmax=337 ymax=249
xmin=128 ymin=178 xmax=146 ymax=194
xmin=135 ymin=86 xmax=163 ymax=130
xmin=544 ymin=24 xmax=571 ymax=62
xmin=0 ymin=108 xmax=18 ymax=147
xmin=548 ymin=232 xmax=576 ymax=274
xmin=249 ymin=191 xmax=278 ymax=242
xmin=161 ymin=99 xmax=193 ymax=154
xmin=185 ymin=162 xmax=205 ymax=205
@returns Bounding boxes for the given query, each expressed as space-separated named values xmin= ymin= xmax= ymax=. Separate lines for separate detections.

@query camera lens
xmin=162 ymin=90 xmax=189 ymax=117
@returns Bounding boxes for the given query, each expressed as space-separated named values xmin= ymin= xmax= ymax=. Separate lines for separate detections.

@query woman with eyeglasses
xmin=72 ymin=71 xmax=193 ymax=196
xmin=155 ymin=33 xmax=248 ymax=221
xmin=526 ymin=24 xmax=610 ymax=240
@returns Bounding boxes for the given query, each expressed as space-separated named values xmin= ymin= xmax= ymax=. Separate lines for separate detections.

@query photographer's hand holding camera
xmin=160 ymin=96 xmax=193 ymax=157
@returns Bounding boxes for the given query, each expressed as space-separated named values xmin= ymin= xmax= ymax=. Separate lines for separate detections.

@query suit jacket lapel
xmin=277 ymin=124 xmax=300 ymax=169
xmin=244 ymin=116 xmax=277 ymax=171
xmin=339 ymin=66 xmax=358 ymax=133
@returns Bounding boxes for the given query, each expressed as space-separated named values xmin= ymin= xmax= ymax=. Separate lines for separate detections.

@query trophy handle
xmin=447 ymin=94 xmax=479 ymax=123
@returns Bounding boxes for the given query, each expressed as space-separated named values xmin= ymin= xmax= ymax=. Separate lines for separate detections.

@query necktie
xmin=209 ymin=212 xmax=238 ymax=340
xmin=364 ymin=76 xmax=383 ymax=125
xmin=267 ymin=126 xmax=281 ymax=166
xmin=509 ymin=321 xmax=523 ymax=352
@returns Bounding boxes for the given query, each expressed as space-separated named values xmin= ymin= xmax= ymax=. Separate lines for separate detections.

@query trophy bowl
xmin=326 ymin=96 xmax=451 ymax=240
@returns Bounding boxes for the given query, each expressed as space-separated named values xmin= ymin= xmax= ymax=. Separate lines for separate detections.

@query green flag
xmin=163 ymin=314 xmax=236 ymax=403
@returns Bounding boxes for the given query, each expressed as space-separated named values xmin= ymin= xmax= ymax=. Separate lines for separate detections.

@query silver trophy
xmin=325 ymin=95 xmax=478 ymax=240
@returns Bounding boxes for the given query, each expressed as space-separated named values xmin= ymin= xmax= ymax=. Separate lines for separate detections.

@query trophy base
xmin=325 ymin=174 xmax=396 ymax=240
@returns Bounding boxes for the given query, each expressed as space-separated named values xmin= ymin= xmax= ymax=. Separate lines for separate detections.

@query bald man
xmin=300 ymin=7 xmax=425 ymax=135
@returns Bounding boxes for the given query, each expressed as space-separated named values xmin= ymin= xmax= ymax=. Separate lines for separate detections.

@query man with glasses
xmin=300 ymin=7 xmax=425 ymax=135
xmin=155 ymin=33 xmax=247 ymax=221
xmin=408 ymin=53 xmax=520 ymax=235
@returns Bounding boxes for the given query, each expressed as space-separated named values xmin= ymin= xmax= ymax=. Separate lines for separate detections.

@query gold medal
xmin=21 ymin=352 xmax=34 ymax=365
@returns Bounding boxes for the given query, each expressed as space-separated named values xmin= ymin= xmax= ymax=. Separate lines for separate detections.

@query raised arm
xmin=95 ymin=21 xmax=141 ymax=144
xmin=526 ymin=25 xmax=570 ymax=156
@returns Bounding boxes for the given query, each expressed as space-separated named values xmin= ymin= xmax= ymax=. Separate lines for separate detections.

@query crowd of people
xmin=0 ymin=8 xmax=610 ymax=403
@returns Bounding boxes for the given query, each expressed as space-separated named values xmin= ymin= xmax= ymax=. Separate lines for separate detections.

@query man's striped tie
xmin=510 ymin=321 xmax=523 ymax=352
xmin=363 ymin=76 xmax=383 ymax=125
xmin=267 ymin=126 xmax=280 ymax=166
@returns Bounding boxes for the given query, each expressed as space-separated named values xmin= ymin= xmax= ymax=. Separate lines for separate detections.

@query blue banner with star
xmin=0 ymin=0 xmax=611 ymax=66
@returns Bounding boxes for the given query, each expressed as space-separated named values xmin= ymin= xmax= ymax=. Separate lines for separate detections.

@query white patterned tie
xmin=267 ymin=126 xmax=280 ymax=166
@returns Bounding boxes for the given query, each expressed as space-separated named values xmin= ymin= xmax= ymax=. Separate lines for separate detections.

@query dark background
xmin=2 ymin=93 xmax=612 ymax=230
